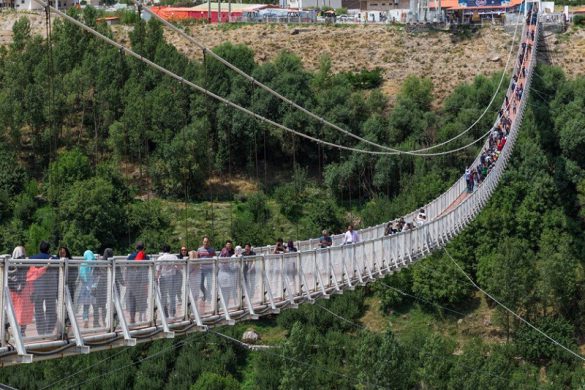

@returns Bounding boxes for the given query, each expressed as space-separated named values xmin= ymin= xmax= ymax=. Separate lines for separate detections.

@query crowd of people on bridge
xmin=463 ymin=6 xmax=537 ymax=194
xmin=4 ymin=224 xmax=361 ymax=336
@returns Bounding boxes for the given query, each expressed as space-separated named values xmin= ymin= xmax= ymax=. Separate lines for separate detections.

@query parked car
xmin=337 ymin=14 xmax=355 ymax=23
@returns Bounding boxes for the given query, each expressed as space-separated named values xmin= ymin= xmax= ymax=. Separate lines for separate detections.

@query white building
xmin=288 ymin=0 xmax=343 ymax=9
xmin=5 ymin=0 xmax=77 ymax=10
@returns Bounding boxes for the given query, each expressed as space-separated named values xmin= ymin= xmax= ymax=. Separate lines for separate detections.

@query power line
xmin=63 ymin=334 xmax=203 ymax=390
xmin=376 ymin=281 xmax=467 ymax=317
xmin=142 ymin=5 xmax=523 ymax=156
xmin=209 ymin=330 xmax=382 ymax=389
xmin=40 ymin=0 xmax=510 ymax=158
xmin=443 ymin=247 xmax=585 ymax=363
xmin=40 ymin=347 xmax=132 ymax=390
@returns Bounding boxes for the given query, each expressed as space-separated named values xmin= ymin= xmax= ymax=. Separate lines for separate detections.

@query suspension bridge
xmin=0 ymin=1 xmax=541 ymax=366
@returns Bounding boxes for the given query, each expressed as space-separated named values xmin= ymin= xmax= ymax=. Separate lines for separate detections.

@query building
xmin=1 ymin=0 xmax=76 ymax=10
xmin=429 ymin=0 xmax=524 ymax=22
xmin=360 ymin=0 xmax=410 ymax=11
xmin=287 ymin=0 xmax=343 ymax=9
xmin=150 ymin=3 xmax=268 ymax=23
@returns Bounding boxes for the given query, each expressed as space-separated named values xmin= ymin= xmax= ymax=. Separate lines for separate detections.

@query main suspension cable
xmin=142 ymin=4 xmax=523 ymax=156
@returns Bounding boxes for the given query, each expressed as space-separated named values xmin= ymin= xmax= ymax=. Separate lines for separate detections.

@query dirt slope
xmin=1 ymin=12 xmax=584 ymax=104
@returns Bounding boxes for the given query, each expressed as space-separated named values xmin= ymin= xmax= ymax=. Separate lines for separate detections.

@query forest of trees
xmin=0 ymin=9 xmax=585 ymax=388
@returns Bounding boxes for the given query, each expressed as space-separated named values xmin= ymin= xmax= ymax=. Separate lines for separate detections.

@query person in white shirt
xmin=156 ymin=244 xmax=179 ymax=318
xmin=342 ymin=225 xmax=359 ymax=245
xmin=416 ymin=209 xmax=427 ymax=226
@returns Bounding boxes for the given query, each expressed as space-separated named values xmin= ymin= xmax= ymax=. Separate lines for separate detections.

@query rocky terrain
xmin=1 ymin=11 xmax=584 ymax=104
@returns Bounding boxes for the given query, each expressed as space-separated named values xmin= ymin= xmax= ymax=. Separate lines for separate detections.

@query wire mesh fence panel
xmin=6 ymin=261 xmax=60 ymax=341
xmin=342 ymin=245 xmax=355 ymax=281
xmin=117 ymin=262 xmax=153 ymax=329
xmin=315 ymin=249 xmax=330 ymax=289
xmin=372 ymin=238 xmax=384 ymax=273
xmin=283 ymin=253 xmax=299 ymax=298
xmin=217 ymin=258 xmax=241 ymax=312
xmin=264 ymin=255 xmax=284 ymax=302
xmin=188 ymin=260 xmax=215 ymax=318
xmin=155 ymin=259 xmax=186 ymax=324
xmin=299 ymin=251 xmax=316 ymax=293
xmin=69 ymin=261 xmax=110 ymax=334
xmin=354 ymin=244 xmax=367 ymax=280
xmin=243 ymin=256 xmax=263 ymax=307
xmin=329 ymin=246 xmax=344 ymax=285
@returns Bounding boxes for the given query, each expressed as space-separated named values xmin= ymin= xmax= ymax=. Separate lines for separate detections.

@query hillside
xmin=1 ymin=12 xmax=584 ymax=105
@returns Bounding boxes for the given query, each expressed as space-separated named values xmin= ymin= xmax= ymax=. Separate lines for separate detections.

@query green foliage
xmin=127 ymin=200 xmax=175 ymax=252
xmin=514 ymin=316 xmax=578 ymax=364
xmin=0 ymin=144 xmax=27 ymax=195
xmin=573 ymin=14 xmax=585 ymax=26
xmin=192 ymin=372 xmax=240 ymax=390
xmin=47 ymin=149 xmax=92 ymax=203
xmin=411 ymin=254 xmax=473 ymax=306
xmin=353 ymin=329 xmax=413 ymax=389
xmin=343 ymin=67 xmax=384 ymax=89
xmin=417 ymin=333 xmax=455 ymax=388
xmin=59 ymin=176 xmax=127 ymax=253
xmin=373 ymin=269 xmax=413 ymax=312
xmin=231 ymin=192 xmax=272 ymax=245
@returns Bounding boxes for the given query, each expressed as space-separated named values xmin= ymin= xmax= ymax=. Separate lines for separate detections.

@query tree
xmin=59 ymin=176 xmax=126 ymax=252
xmin=192 ymin=372 xmax=240 ymax=390
xmin=417 ymin=333 xmax=454 ymax=388
xmin=514 ymin=316 xmax=578 ymax=364
xmin=353 ymin=328 xmax=412 ymax=389
xmin=477 ymin=238 xmax=537 ymax=340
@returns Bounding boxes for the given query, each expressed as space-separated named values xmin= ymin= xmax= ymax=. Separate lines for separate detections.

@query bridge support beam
xmin=216 ymin=284 xmax=236 ymax=324
xmin=3 ymin=287 xmax=33 ymax=363
xmin=64 ymin=288 xmax=91 ymax=354
xmin=240 ymin=266 xmax=259 ymax=320
xmin=154 ymin=284 xmax=175 ymax=338
xmin=113 ymin=289 xmax=136 ymax=346
xmin=314 ymin=252 xmax=329 ymax=299
xmin=262 ymin=270 xmax=280 ymax=314
xmin=188 ymin=289 xmax=209 ymax=329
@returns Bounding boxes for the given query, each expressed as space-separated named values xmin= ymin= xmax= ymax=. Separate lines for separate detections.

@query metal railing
xmin=0 ymin=17 xmax=539 ymax=366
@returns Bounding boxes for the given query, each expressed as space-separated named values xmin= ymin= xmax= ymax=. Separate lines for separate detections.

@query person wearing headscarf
xmin=8 ymin=246 xmax=49 ymax=336
xmin=78 ymin=250 xmax=96 ymax=328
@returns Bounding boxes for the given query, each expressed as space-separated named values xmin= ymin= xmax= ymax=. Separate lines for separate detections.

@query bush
xmin=192 ymin=372 xmax=240 ymax=390
xmin=573 ymin=14 xmax=585 ymax=26
xmin=0 ymin=145 xmax=27 ymax=196
xmin=514 ymin=316 xmax=578 ymax=364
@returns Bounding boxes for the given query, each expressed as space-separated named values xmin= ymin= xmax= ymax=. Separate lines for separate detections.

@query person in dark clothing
xmin=59 ymin=246 xmax=76 ymax=302
xmin=175 ymin=246 xmax=188 ymax=304
xmin=287 ymin=240 xmax=298 ymax=253
xmin=30 ymin=241 xmax=58 ymax=335
xmin=126 ymin=242 xmax=150 ymax=324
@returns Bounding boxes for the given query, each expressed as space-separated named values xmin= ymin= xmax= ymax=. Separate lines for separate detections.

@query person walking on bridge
xmin=156 ymin=244 xmax=178 ymax=318
xmin=8 ymin=246 xmax=49 ymax=337
xmin=30 ymin=241 xmax=58 ymax=335
xmin=196 ymin=236 xmax=216 ymax=303
xmin=127 ymin=242 xmax=150 ymax=324
xmin=342 ymin=225 xmax=359 ymax=245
